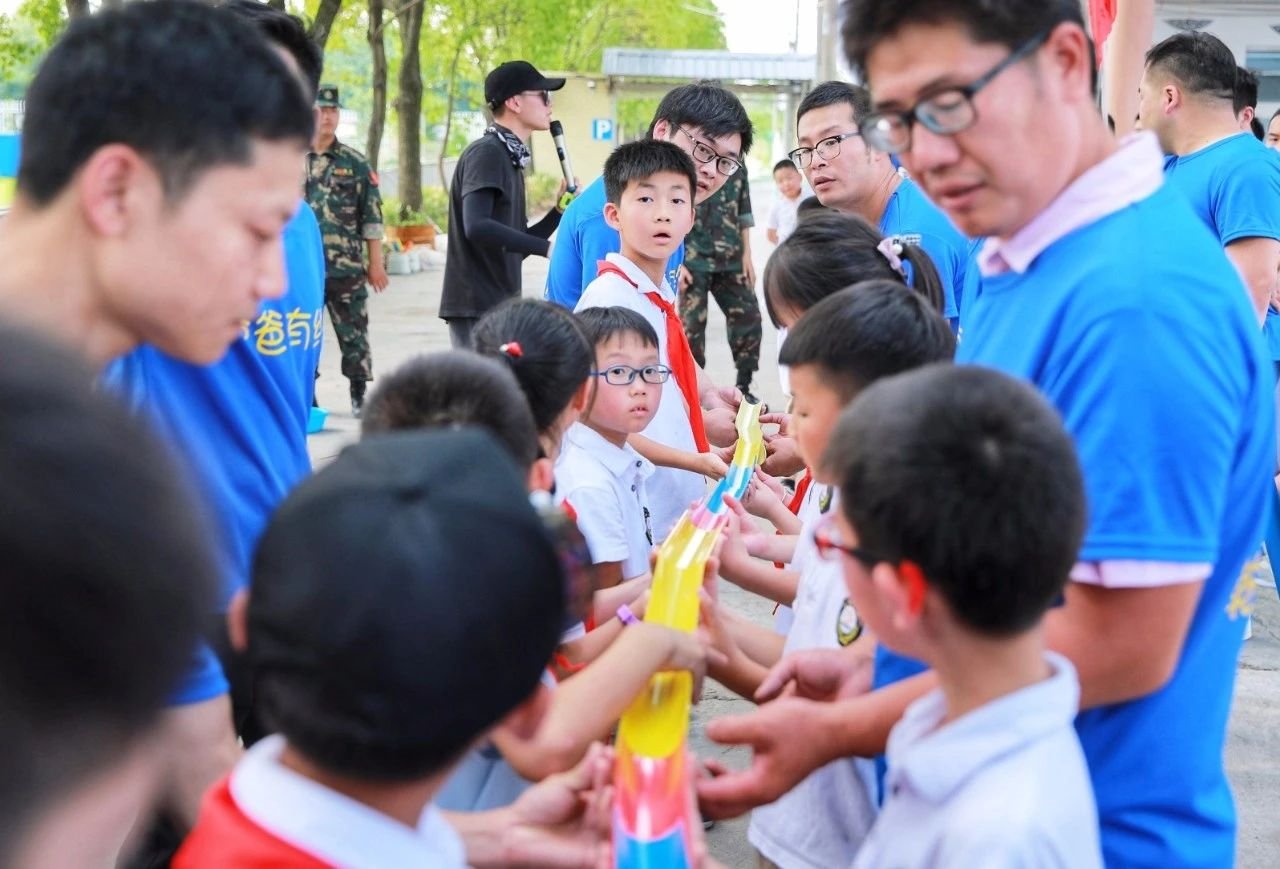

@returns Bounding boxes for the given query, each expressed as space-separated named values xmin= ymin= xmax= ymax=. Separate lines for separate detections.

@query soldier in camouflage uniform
xmin=305 ymin=84 xmax=388 ymax=417
xmin=681 ymin=170 xmax=762 ymax=398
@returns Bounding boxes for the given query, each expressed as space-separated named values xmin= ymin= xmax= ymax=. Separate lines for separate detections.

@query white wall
xmin=1154 ymin=4 xmax=1280 ymax=116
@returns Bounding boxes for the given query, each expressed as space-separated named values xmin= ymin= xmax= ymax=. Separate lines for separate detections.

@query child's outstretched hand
xmin=741 ymin=470 xmax=790 ymax=525
xmin=693 ymin=450 xmax=729 ymax=480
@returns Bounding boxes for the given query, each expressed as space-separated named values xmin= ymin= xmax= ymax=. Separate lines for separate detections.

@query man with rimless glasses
xmin=791 ymin=81 xmax=973 ymax=329
xmin=699 ymin=2 xmax=1273 ymax=867
xmin=441 ymin=61 xmax=575 ymax=348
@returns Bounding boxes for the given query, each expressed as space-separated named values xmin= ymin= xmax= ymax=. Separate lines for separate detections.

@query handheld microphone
xmin=549 ymin=120 xmax=577 ymax=194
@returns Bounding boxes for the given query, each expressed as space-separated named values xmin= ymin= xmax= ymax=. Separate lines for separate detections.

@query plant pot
xmin=390 ymin=223 xmax=436 ymax=248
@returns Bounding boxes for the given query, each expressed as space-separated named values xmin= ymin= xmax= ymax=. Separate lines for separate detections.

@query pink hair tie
xmin=499 ymin=342 xmax=523 ymax=358
xmin=877 ymin=236 xmax=908 ymax=279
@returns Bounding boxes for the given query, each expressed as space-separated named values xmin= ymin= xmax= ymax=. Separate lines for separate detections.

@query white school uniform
xmin=575 ymin=252 xmax=706 ymax=541
xmin=853 ymin=652 xmax=1102 ymax=869
xmin=231 ymin=735 xmax=466 ymax=868
xmin=749 ymin=486 xmax=880 ymax=868
xmin=773 ymin=474 xmax=830 ymax=634
xmin=556 ymin=423 xmax=656 ymax=579
xmin=766 ymin=193 xmax=802 ymax=246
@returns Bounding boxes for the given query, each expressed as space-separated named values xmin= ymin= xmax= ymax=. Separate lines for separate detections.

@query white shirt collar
xmin=565 ymin=422 xmax=655 ymax=479
xmin=886 ymin=651 xmax=1080 ymax=803
xmin=230 ymin=735 xmax=467 ymax=869
xmin=603 ymin=251 xmax=672 ymax=298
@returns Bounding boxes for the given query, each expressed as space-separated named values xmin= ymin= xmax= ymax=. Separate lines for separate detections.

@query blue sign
xmin=592 ymin=119 xmax=614 ymax=142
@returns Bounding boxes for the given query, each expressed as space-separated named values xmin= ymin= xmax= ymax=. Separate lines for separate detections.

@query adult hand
xmin=755 ymin=645 xmax=875 ymax=704
xmin=704 ymin=385 xmax=743 ymax=413
xmin=367 ymin=261 xmax=390 ymax=293
xmin=678 ymin=264 xmax=693 ymax=292
xmin=743 ymin=255 xmax=757 ymax=290
xmin=761 ymin=435 xmax=805 ymax=478
xmin=696 ymin=696 xmax=842 ymax=820
xmin=703 ymin=407 xmax=739 ymax=448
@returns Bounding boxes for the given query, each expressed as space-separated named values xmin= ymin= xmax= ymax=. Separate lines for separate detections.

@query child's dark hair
xmin=763 ymin=211 xmax=943 ymax=326
xmin=474 ymin=298 xmax=593 ymax=444
xmin=780 ymin=280 xmax=955 ymax=403
xmin=576 ymin=306 xmax=660 ymax=351
xmin=647 ymin=81 xmax=754 ymax=157
xmin=773 ymin=158 xmax=800 ymax=174
xmin=603 ymin=140 xmax=698 ymax=206
xmin=0 ymin=323 xmax=216 ymax=853
xmin=825 ymin=364 xmax=1085 ymax=636
xmin=361 ymin=351 xmax=539 ymax=471
xmin=797 ymin=195 xmax=827 ymax=215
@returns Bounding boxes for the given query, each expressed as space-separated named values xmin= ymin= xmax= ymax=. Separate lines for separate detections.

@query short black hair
xmin=221 ymin=0 xmax=323 ymax=98
xmin=841 ymin=0 xmax=1093 ymax=93
xmin=763 ymin=211 xmax=944 ymax=326
xmin=1251 ymin=117 xmax=1265 ymax=141
xmin=1234 ymin=65 xmax=1259 ymax=115
xmin=797 ymin=195 xmax=828 ymax=215
xmin=1145 ymin=31 xmax=1237 ymax=103
xmin=780 ymin=280 xmax=954 ymax=403
xmin=648 ymin=81 xmax=754 ymax=157
xmin=0 ymin=323 xmax=216 ymax=854
xmin=797 ymin=80 xmax=873 ymax=126
xmin=576 ymin=306 xmax=660 ymax=351
xmin=362 ymin=351 xmax=539 ymax=471
xmin=603 ymin=139 xmax=698 ymax=206
xmin=474 ymin=299 xmax=593 ymax=440
xmin=18 ymin=0 xmax=313 ymax=206
xmin=773 ymin=159 xmax=801 ymax=174
xmin=826 ymin=364 xmax=1085 ymax=637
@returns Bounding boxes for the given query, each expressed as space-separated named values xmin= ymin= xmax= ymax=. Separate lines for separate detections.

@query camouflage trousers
xmin=325 ymin=275 xmax=372 ymax=382
xmin=679 ymin=268 xmax=762 ymax=382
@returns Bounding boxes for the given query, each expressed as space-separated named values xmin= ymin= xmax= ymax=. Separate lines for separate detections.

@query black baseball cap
xmin=485 ymin=60 xmax=566 ymax=106
xmin=248 ymin=428 xmax=566 ymax=779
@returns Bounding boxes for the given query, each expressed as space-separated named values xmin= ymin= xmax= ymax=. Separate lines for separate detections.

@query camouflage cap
xmin=316 ymin=84 xmax=340 ymax=108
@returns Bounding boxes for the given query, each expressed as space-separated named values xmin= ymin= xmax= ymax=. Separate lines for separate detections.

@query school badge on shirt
xmin=835 ymin=599 xmax=862 ymax=646
xmin=818 ymin=485 xmax=833 ymax=514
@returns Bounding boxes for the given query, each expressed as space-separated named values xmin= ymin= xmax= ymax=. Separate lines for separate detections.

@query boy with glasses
xmin=441 ymin=60 xmax=573 ymax=348
xmin=557 ymin=306 xmax=667 ymax=590
xmin=546 ymin=82 xmax=753 ymax=314
xmin=791 ymin=81 xmax=972 ymax=328
xmin=700 ymin=4 xmax=1274 ymax=866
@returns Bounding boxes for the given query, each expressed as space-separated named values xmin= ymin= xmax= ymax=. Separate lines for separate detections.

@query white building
xmin=1156 ymin=2 xmax=1280 ymax=116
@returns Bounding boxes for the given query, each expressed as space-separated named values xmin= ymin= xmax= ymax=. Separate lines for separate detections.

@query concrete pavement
xmin=307 ymin=227 xmax=1280 ymax=867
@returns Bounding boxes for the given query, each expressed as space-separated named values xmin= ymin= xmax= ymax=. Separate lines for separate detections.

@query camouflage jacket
xmin=305 ymin=139 xmax=384 ymax=279
xmin=684 ymin=172 xmax=754 ymax=274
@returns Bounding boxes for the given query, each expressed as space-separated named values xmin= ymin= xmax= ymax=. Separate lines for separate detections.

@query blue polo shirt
xmin=1164 ymin=132 xmax=1280 ymax=359
xmin=545 ymin=175 xmax=684 ymax=309
xmin=106 ymin=202 xmax=325 ymax=704
xmin=879 ymin=176 xmax=972 ymax=326
xmin=957 ymin=183 xmax=1272 ymax=866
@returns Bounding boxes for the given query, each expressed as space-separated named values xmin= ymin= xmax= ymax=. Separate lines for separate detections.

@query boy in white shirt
xmin=765 ymin=159 xmax=805 ymax=246
xmin=575 ymin=140 xmax=736 ymax=541
xmin=703 ymin=282 xmax=955 ymax=869
xmin=558 ymin=306 xmax=667 ymax=590
xmin=823 ymin=365 xmax=1101 ymax=868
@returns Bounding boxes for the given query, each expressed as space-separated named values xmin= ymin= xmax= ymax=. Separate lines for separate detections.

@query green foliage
xmin=0 ymin=0 xmax=66 ymax=98
xmin=525 ymin=172 xmax=560 ymax=214
xmin=381 ymin=186 xmax=449 ymax=231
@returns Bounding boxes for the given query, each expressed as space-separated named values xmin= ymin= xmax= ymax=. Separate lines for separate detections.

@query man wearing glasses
xmin=545 ymin=82 xmax=753 ymax=312
xmin=791 ymin=81 xmax=971 ymax=328
xmin=441 ymin=61 xmax=573 ymax=348
xmin=698 ymin=3 xmax=1273 ymax=867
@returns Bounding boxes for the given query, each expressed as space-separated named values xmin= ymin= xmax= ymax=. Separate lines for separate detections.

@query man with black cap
xmin=440 ymin=60 xmax=575 ymax=348
xmin=307 ymin=83 xmax=387 ymax=416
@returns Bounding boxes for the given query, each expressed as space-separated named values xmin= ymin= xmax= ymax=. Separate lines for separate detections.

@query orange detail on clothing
xmin=174 ymin=777 xmax=330 ymax=868
xmin=595 ymin=261 xmax=709 ymax=453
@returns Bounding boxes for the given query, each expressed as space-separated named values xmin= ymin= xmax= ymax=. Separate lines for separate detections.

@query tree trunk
xmin=366 ymin=0 xmax=387 ymax=171
xmin=394 ymin=0 xmax=424 ymax=214
xmin=99 ymin=0 xmax=124 ymax=9
xmin=436 ymin=41 xmax=466 ymax=190
xmin=65 ymin=0 xmax=88 ymax=18
xmin=307 ymin=0 xmax=344 ymax=51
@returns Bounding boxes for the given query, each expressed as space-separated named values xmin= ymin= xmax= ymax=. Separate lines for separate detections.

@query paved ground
xmin=308 ymin=220 xmax=1280 ymax=867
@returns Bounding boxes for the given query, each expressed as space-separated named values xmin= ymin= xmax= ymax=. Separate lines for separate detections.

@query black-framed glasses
xmin=676 ymin=126 xmax=742 ymax=177
xmin=813 ymin=517 xmax=883 ymax=568
xmin=591 ymin=364 xmax=672 ymax=386
xmin=858 ymin=29 xmax=1050 ymax=155
xmin=788 ymin=131 xmax=861 ymax=169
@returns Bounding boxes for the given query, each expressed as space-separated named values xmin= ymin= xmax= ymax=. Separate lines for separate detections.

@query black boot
xmin=736 ymin=369 xmax=758 ymax=405
xmin=350 ymin=380 xmax=366 ymax=418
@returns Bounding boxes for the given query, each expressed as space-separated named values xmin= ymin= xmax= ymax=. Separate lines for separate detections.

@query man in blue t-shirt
xmin=544 ymin=83 xmax=753 ymax=309
xmin=697 ymin=5 xmax=1273 ymax=867
xmin=791 ymin=80 xmax=973 ymax=328
xmin=1138 ymin=30 xmax=1280 ymax=358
